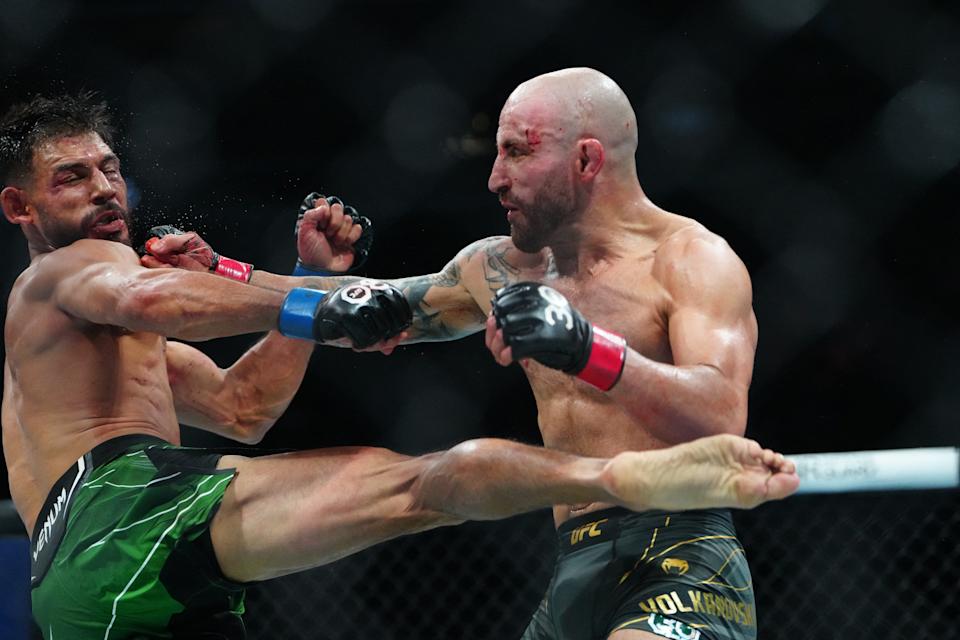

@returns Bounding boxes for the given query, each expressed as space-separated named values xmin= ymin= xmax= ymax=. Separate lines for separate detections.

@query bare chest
xmin=510 ymin=263 xmax=674 ymax=453
xmin=545 ymin=264 xmax=672 ymax=364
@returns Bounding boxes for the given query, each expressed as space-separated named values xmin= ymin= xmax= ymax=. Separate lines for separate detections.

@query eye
xmin=502 ymin=144 xmax=525 ymax=158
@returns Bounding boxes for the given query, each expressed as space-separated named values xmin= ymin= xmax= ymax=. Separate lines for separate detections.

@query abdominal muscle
xmin=525 ymin=363 xmax=670 ymax=528
xmin=3 ymin=328 xmax=181 ymax=534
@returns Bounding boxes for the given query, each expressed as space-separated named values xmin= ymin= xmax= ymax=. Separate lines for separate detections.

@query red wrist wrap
xmin=214 ymin=256 xmax=253 ymax=282
xmin=577 ymin=325 xmax=627 ymax=391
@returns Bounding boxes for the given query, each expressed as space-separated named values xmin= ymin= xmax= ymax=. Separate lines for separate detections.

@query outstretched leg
xmin=210 ymin=434 xmax=797 ymax=582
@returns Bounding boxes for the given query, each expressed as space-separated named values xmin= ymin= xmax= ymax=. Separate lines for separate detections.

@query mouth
xmin=500 ymin=202 xmax=520 ymax=221
xmin=88 ymin=210 xmax=127 ymax=236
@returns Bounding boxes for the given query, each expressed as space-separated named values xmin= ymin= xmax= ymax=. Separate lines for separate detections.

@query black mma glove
xmin=277 ymin=280 xmax=411 ymax=349
xmin=491 ymin=282 xmax=627 ymax=391
xmin=293 ymin=192 xmax=373 ymax=276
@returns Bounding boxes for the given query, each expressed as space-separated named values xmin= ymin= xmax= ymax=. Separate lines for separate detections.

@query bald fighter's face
xmin=22 ymin=133 xmax=131 ymax=249
xmin=488 ymin=96 xmax=579 ymax=253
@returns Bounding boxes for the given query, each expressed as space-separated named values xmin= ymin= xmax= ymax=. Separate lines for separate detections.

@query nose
xmin=488 ymin=155 xmax=509 ymax=195
xmin=90 ymin=168 xmax=117 ymax=204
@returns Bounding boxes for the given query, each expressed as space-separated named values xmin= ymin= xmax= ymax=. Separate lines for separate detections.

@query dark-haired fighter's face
xmin=26 ymin=133 xmax=130 ymax=248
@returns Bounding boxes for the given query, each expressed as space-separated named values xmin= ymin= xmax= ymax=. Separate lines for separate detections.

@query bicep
xmin=665 ymin=236 xmax=758 ymax=387
xmin=668 ymin=307 xmax=757 ymax=388
xmin=393 ymin=258 xmax=487 ymax=343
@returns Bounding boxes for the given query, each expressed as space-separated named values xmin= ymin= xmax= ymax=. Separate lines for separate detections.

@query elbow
xmin=233 ymin=429 xmax=267 ymax=446
xmin=231 ymin=412 xmax=279 ymax=445
xmin=641 ymin=373 xmax=748 ymax=441
xmin=721 ymin=400 xmax=748 ymax=436
xmin=115 ymin=279 xmax=187 ymax=336
xmin=712 ymin=384 xmax=748 ymax=436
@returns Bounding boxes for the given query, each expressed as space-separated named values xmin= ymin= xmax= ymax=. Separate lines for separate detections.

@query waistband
xmin=88 ymin=434 xmax=168 ymax=468
xmin=30 ymin=434 xmax=169 ymax=579
xmin=556 ymin=507 xmax=733 ymax=555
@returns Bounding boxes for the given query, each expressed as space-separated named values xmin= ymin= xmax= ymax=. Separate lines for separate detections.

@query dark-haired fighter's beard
xmin=508 ymin=173 xmax=577 ymax=253
xmin=39 ymin=203 xmax=132 ymax=249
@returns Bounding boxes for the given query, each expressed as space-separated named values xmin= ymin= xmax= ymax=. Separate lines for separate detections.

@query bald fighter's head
xmin=488 ymin=68 xmax=639 ymax=252
xmin=507 ymin=68 xmax=639 ymax=169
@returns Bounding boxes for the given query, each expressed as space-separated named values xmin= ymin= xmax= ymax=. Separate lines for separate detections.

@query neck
xmin=26 ymin=236 xmax=54 ymax=260
xmin=548 ymin=182 xmax=659 ymax=277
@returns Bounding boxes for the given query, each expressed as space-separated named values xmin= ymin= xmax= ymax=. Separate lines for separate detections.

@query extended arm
xmin=54 ymin=240 xmax=285 ymax=341
xmin=165 ymin=337 xmax=313 ymax=444
xmin=242 ymin=237 xmax=511 ymax=343
xmin=53 ymin=239 xmax=410 ymax=349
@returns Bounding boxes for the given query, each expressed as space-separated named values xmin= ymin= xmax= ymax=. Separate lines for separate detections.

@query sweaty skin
xmin=274 ymin=68 xmax=759 ymax=528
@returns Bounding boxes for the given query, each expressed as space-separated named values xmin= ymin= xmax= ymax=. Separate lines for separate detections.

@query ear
xmin=1 ymin=186 xmax=31 ymax=225
xmin=576 ymin=139 xmax=605 ymax=182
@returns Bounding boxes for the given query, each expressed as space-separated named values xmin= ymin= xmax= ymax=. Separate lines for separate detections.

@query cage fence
xmin=244 ymin=490 xmax=959 ymax=639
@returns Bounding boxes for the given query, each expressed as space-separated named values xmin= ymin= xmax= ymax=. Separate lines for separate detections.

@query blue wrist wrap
xmin=278 ymin=288 xmax=327 ymax=340
xmin=292 ymin=260 xmax=339 ymax=277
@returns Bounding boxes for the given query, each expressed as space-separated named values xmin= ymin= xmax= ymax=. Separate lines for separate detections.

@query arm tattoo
xmin=545 ymin=251 xmax=558 ymax=278
xmin=483 ymin=243 xmax=521 ymax=294
xmin=398 ymin=262 xmax=475 ymax=341
xmin=299 ymin=275 xmax=363 ymax=291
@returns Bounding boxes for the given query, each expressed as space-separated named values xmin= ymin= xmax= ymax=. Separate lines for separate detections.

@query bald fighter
xmin=2 ymin=92 xmax=796 ymax=640
xmin=151 ymin=67 xmax=772 ymax=640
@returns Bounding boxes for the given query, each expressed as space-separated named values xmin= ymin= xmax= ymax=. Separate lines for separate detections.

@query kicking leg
xmin=210 ymin=435 xmax=798 ymax=582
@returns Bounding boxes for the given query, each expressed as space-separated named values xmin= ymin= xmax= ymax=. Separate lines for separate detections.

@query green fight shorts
xmin=30 ymin=434 xmax=247 ymax=639
xmin=522 ymin=507 xmax=756 ymax=640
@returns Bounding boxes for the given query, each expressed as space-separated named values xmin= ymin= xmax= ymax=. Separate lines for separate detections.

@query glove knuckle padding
xmin=295 ymin=192 xmax=325 ymax=236
xmin=313 ymin=281 xmax=412 ymax=348
xmin=296 ymin=192 xmax=374 ymax=269
xmin=360 ymin=306 xmax=385 ymax=334
xmin=136 ymin=225 xmax=186 ymax=256
xmin=301 ymin=192 xmax=323 ymax=212
xmin=491 ymin=281 xmax=591 ymax=373
xmin=390 ymin=294 xmax=413 ymax=328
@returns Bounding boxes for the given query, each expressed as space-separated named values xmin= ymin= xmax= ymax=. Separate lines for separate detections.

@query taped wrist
xmin=277 ymin=288 xmax=327 ymax=340
xmin=211 ymin=253 xmax=254 ymax=282
xmin=576 ymin=325 xmax=627 ymax=391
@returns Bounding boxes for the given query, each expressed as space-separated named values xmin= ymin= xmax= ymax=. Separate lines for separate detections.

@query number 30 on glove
xmin=491 ymin=282 xmax=627 ymax=391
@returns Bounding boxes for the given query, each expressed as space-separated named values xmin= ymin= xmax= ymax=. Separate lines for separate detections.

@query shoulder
xmin=654 ymin=224 xmax=752 ymax=308
xmin=13 ymin=241 xmax=140 ymax=303
xmin=455 ymin=235 xmax=548 ymax=271
xmin=37 ymin=240 xmax=139 ymax=276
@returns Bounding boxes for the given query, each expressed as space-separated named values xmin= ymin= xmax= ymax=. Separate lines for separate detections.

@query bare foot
xmin=602 ymin=434 xmax=799 ymax=512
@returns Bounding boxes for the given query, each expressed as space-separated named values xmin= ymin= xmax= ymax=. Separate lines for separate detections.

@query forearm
xmin=222 ymin=331 xmax=315 ymax=437
xmin=115 ymin=269 xmax=286 ymax=341
xmin=248 ymin=270 xmax=362 ymax=294
xmin=414 ymin=439 xmax=613 ymax=521
xmin=610 ymin=352 xmax=747 ymax=442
